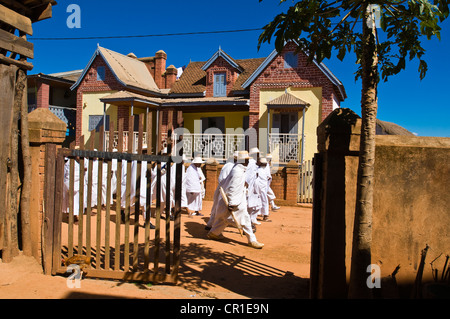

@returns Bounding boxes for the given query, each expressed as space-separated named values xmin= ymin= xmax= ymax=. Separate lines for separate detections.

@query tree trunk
xmin=348 ymin=5 xmax=379 ymax=299
xmin=17 ymin=68 xmax=32 ymax=256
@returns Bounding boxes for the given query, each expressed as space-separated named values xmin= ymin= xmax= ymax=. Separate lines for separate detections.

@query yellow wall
xmin=81 ymin=91 xmax=117 ymax=147
xmin=183 ymin=111 xmax=249 ymax=133
xmin=259 ymin=87 xmax=322 ymax=162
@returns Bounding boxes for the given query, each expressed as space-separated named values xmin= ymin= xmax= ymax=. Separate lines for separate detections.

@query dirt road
xmin=0 ymin=201 xmax=312 ymax=299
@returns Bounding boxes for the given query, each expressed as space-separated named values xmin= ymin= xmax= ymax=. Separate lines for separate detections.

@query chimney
xmin=165 ymin=65 xmax=178 ymax=89
xmin=154 ymin=50 xmax=167 ymax=89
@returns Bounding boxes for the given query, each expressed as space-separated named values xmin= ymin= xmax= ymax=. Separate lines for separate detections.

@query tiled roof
xmin=169 ymin=58 xmax=266 ymax=95
xmin=266 ymin=91 xmax=310 ymax=107
xmin=101 ymin=90 xmax=248 ymax=107
xmin=71 ymin=46 xmax=162 ymax=95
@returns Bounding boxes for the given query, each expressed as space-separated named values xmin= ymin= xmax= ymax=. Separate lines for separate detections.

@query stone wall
xmin=310 ymin=108 xmax=450 ymax=298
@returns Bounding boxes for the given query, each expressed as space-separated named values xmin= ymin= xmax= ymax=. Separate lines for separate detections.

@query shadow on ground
xmin=179 ymin=220 xmax=309 ymax=299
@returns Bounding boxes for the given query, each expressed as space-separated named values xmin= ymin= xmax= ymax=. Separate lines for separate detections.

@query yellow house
xmin=73 ymin=42 xmax=346 ymax=163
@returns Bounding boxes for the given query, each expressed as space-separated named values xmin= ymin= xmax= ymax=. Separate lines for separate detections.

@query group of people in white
xmin=204 ymin=147 xmax=280 ymax=249
xmin=62 ymin=146 xmax=279 ymax=249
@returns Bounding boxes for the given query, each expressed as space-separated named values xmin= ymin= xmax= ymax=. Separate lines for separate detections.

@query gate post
xmin=28 ymin=108 xmax=66 ymax=270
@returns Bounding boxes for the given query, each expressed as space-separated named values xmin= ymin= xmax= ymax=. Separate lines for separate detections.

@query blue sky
xmin=29 ymin=0 xmax=450 ymax=137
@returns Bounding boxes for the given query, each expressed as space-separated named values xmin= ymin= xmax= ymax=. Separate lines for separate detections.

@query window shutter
xmin=213 ymin=73 xmax=226 ymax=97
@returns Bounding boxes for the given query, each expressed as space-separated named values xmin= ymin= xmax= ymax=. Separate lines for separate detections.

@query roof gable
xmin=71 ymin=46 xmax=162 ymax=95
xmin=201 ymin=48 xmax=243 ymax=73
xmin=170 ymin=57 xmax=265 ymax=96
xmin=241 ymin=43 xmax=347 ymax=101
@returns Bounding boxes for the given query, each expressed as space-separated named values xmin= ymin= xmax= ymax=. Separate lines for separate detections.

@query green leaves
xmin=258 ymin=0 xmax=450 ymax=82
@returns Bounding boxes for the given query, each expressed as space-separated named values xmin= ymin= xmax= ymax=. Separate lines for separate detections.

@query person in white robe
xmin=206 ymin=152 xmax=237 ymax=230
xmin=120 ymin=158 xmax=137 ymax=210
xmin=63 ymin=156 xmax=87 ymax=218
xmin=253 ymin=157 xmax=271 ymax=222
xmin=185 ymin=156 xmax=205 ymax=216
xmin=265 ymin=153 xmax=280 ymax=211
xmin=246 ymin=147 xmax=261 ymax=224
xmin=207 ymin=151 xmax=264 ymax=249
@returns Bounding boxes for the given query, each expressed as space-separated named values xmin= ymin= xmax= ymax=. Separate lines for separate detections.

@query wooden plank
xmin=85 ymin=134 xmax=95 ymax=264
xmin=132 ymin=114 xmax=144 ymax=271
xmin=153 ymin=162 xmax=162 ymax=282
xmin=43 ymin=143 xmax=56 ymax=274
xmin=0 ymin=4 xmax=33 ymax=35
xmin=68 ymin=154 xmax=74 ymax=257
xmin=52 ymin=268 xmax=176 ymax=284
xmin=95 ymin=126 xmax=104 ymax=269
xmin=0 ymin=52 xmax=33 ymax=70
xmin=104 ymin=121 xmax=115 ymax=270
xmin=124 ymin=116 xmax=134 ymax=271
xmin=51 ymin=150 xmax=65 ymax=275
xmin=157 ymin=110 xmax=163 ymax=154
xmin=77 ymin=136 xmax=85 ymax=255
xmin=165 ymin=157 xmax=172 ymax=274
xmin=144 ymin=114 xmax=153 ymax=270
xmin=172 ymin=161 xmax=183 ymax=283
xmin=0 ymin=64 xmax=16 ymax=251
xmin=114 ymin=119 xmax=123 ymax=271
xmin=0 ymin=28 xmax=33 ymax=58
xmin=30 ymin=2 xmax=53 ymax=23
xmin=146 ymin=111 xmax=152 ymax=154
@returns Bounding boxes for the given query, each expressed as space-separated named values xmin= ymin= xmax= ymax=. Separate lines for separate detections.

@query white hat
xmin=259 ymin=157 xmax=268 ymax=164
xmin=249 ymin=147 xmax=260 ymax=155
xmin=266 ymin=153 xmax=273 ymax=159
xmin=192 ymin=156 xmax=204 ymax=164
xmin=237 ymin=150 xmax=250 ymax=160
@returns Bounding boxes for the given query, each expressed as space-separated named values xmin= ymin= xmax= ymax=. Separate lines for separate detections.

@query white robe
xmin=120 ymin=160 xmax=137 ymax=209
xmin=209 ymin=163 xmax=257 ymax=243
xmin=63 ymin=158 xmax=87 ymax=216
xmin=253 ymin=165 xmax=270 ymax=220
xmin=246 ymin=158 xmax=261 ymax=212
xmin=185 ymin=164 xmax=204 ymax=212
xmin=207 ymin=161 xmax=235 ymax=228
xmin=266 ymin=163 xmax=276 ymax=202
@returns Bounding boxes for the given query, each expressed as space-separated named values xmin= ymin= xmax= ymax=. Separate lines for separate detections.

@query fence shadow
xmin=180 ymin=220 xmax=309 ymax=299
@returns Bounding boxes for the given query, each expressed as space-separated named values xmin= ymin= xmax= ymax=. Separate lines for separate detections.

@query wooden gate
xmin=44 ymin=114 xmax=184 ymax=284
xmin=298 ymin=159 xmax=314 ymax=203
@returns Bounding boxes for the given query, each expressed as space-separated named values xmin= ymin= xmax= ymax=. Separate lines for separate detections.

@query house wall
xmin=183 ymin=111 xmax=249 ymax=134
xmin=259 ymin=87 xmax=322 ymax=162
xmin=81 ymin=92 xmax=117 ymax=147
xmin=249 ymin=42 xmax=339 ymax=152
xmin=75 ymin=55 xmax=124 ymax=145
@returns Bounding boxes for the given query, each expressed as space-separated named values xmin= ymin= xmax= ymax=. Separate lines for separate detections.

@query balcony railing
xmin=105 ymin=131 xmax=301 ymax=163
xmin=104 ymin=131 xmax=147 ymax=152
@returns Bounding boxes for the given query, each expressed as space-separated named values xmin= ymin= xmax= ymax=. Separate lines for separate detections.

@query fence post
xmin=28 ymin=108 xmax=66 ymax=266
xmin=204 ymin=158 xmax=219 ymax=201
xmin=285 ymin=160 xmax=299 ymax=206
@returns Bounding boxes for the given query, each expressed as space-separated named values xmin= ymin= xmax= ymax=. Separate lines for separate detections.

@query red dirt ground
xmin=0 ymin=201 xmax=312 ymax=299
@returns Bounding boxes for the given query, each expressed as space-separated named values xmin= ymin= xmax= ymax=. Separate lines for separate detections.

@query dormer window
xmin=97 ymin=66 xmax=105 ymax=81
xmin=213 ymin=72 xmax=226 ymax=97
xmin=284 ymin=52 xmax=298 ymax=69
